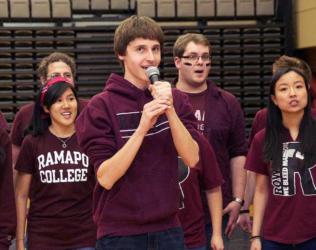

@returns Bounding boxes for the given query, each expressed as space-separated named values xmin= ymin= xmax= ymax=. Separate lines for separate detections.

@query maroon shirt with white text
xmin=246 ymin=129 xmax=316 ymax=244
xmin=182 ymin=81 xmax=247 ymax=208
xmin=15 ymin=130 xmax=96 ymax=249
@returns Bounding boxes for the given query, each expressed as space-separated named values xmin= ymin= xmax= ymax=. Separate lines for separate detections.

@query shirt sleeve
xmin=172 ymin=89 xmax=200 ymax=142
xmin=15 ymin=135 xmax=36 ymax=174
xmin=75 ymin=96 xmax=117 ymax=172
xmin=199 ymin=136 xmax=223 ymax=190
xmin=11 ymin=107 xmax=27 ymax=146
xmin=227 ymin=94 xmax=248 ymax=158
xmin=249 ymin=108 xmax=267 ymax=146
xmin=245 ymin=130 xmax=269 ymax=176
xmin=0 ymin=112 xmax=9 ymax=132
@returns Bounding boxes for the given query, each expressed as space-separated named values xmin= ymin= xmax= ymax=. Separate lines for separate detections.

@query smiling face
xmin=118 ymin=38 xmax=161 ymax=89
xmin=175 ymin=41 xmax=211 ymax=92
xmin=272 ymin=71 xmax=308 ymax=116
xmin=44 ymin=87 xmax=78 ymax=131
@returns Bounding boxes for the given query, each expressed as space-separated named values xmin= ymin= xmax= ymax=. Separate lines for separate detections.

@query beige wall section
xmin=295 ymin=0 xmax=316 ymax=12
xmin=295 ymin=0 xmax=316 ymax=49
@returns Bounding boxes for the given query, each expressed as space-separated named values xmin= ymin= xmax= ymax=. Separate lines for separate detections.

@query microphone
xmin=146 ymin=66 xmax=160 ymax=84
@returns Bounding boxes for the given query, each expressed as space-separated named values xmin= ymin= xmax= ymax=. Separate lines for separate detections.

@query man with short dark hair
xmin=76 ymin=16 xmax=201 ymax=250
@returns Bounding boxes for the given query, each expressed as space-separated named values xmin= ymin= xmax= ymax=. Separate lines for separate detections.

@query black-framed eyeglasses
xmin=180 ymin=54 xmax=211 ymax=63
xmin=47 ymin=72 xmax=73 ymax=80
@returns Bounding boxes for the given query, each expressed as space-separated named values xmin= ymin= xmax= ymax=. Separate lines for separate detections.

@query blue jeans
xmin=186 ymin=246 xmax=207 ymax=250
xmin=96 ymin=227 xmax=185 ymax=250
xmin=262 ymin=237 xmax=316 ymax=250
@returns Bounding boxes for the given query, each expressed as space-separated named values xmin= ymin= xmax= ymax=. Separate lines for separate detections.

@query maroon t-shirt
xmin=183 ymin=81 xmax=247 ymax=208
xmin=0 ymin=112 xmax=9 ymax=132
xmin=178 ymin=138 xmax=222 ymax=249
xmin=11 ymin=99 xmax=89 ymax=147
xmin=0 ymin=128 xmax=15 ymax=249
xmin=15 ymin=130 xmax=96 ymax=249
xmin=186 ymin=90 xmax=207 ymax=134
xmin=249 ymin=108 xmax=316 ymax=145
xmin=246 ymin=129 xmax=316 ymax=244
xmin=248 ymin=108 xmax=268 ymax=145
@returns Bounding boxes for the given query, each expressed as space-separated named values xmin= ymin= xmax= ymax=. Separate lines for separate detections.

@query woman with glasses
xmin=15 ymin=77 xmax=96 ymax=250
xmin=246 ymin=64 xmax=316 ymax=250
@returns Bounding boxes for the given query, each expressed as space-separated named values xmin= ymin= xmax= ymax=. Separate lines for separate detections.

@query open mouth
xmin=289 ymin=100 xmax=299 ymax=106
xmin=61 ymin=111 xmax=72 ymax=119
xmin=194 ymin=69 xmax=204 ymax=74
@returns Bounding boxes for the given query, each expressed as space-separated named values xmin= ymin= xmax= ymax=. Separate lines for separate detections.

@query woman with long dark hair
xmin=15 ymin=77 xmax=96 ymax=250
xmin=246 ymin=65 xmax=316 ymax=250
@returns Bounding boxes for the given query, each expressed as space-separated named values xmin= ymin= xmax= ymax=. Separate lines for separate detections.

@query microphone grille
xmin=145 ymin=66 xmax=160 ymax=78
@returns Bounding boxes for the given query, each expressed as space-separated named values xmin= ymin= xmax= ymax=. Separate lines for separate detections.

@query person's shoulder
xmin=18 ymin=102 xmax=35 ymax=112
xmin=0 ymin=127 xmax=9 ymax=142
xmin=14 ymin=102 xmax=35 ymax=122
xmin=86 ymin=91 xmax=109 ymax=107
xmin=207 ymin=81 xmax=240 ymax=102
xmin=253 ymin=128 xmax=266 ymax=144
xmin=217 ymin=86 xmax=239 ymax=102
xmin=255 ymin=108 xmax=268 ymax=118
xmin=0 ymin=112 xmax=8 ymax=131
xmin=23 ymin=133 xmax=37 ymax=142
xmin=79 ymin=98 xmax=89 ymax=105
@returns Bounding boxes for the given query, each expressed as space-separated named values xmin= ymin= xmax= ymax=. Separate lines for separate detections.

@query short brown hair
xmin=173 ymin=33 xmax=211 ymax=58
xmin=114 ymin=15 xmax=164 ymax=57
xmin=272 ymin=55 xmax=312 ymax=82
xmin=37 ymin=52 xmax=76 ymax=81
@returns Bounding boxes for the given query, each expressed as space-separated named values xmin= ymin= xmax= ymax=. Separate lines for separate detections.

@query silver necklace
xmin=56 ymin=134 xmax=73 ymax=148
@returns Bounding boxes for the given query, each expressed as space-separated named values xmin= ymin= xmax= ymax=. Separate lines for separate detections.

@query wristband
xmin=232 ymin=197 xmax=244 ymax=207
xmin=240 ymin=209 xmax=250 ymax=214
xmin=249 ymin=235 xmax=261 ymax=241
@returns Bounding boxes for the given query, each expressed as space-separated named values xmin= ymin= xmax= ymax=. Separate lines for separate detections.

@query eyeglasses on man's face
xmin=46 ymin=72 xmax=73 ymax=80
xmin=180 ymin=54 xmax=211 ymax=63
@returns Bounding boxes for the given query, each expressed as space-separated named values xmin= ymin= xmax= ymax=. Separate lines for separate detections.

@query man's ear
xmin=174 ymin=57 xmax=181 ymax=69
xmin=118 ymin=54 xmax=125 ymax=61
